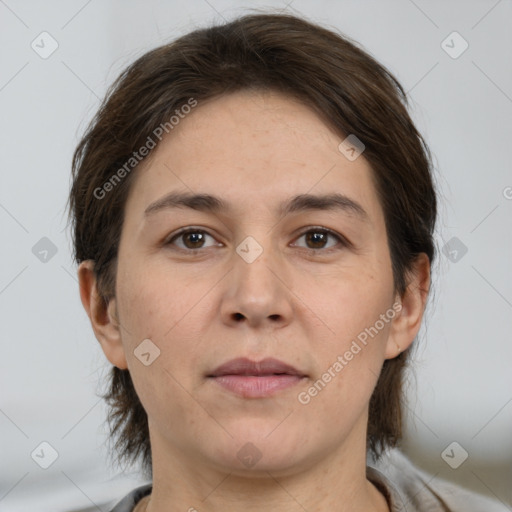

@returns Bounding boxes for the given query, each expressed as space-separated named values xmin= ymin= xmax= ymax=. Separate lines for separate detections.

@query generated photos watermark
xmin=93 ymin=97 xmax=198 ymax=200
xmin=297 ymin=300 xmax=402 ymax=405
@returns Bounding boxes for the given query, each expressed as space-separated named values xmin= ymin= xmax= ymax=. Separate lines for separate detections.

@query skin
xmin=78 ymin=90 xmax=430 ymax=512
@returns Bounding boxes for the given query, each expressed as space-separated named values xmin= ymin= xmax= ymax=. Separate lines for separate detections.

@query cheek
xmin=117 ymin=259 xmax=209 ymax=342
xmin=297 ymin=287 xmax=394 ymax=424
xmin=116 ymin=260 xmax=217 ymax=402
xmin=308 ymin=266 xmax=393 ymax=343
xmin=116 ymin=264 xmax=209 ymax=430
xmin=299 ymin=266 xmax=394 ymax=396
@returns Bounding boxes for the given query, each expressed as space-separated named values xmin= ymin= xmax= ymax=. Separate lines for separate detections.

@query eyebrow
xmin=144 ymin=191 xmax=370 ymax=223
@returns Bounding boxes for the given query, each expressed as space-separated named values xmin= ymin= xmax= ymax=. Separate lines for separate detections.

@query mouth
xmin=207 ymin=357 xmax=307 ymax=398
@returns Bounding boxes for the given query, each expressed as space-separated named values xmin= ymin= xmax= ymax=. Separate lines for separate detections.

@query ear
xmin=77 ymin=260 xmax=128 ymax=370
xmin=385 ymin=253 xmax=431 ymax=359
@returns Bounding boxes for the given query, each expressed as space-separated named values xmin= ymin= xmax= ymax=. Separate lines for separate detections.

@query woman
xmin=68 ymin=12 xmax=507 ymax=512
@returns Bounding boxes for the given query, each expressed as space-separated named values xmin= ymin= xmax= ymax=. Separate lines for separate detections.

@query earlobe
xmin=77 ymin=261 xmax=128 ymax=370
xmin=385 ymin=253 xmax=431 ymax=359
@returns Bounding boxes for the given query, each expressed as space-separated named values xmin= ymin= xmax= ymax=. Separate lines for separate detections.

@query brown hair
xmin=68 ymin=12 xmax=437 ymax=476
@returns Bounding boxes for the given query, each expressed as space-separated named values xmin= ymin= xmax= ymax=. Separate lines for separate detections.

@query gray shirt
xmin=366 ymin=449 xmax=509 ymax=511
xmin=108 ymin=449 xmax=509 ymax=511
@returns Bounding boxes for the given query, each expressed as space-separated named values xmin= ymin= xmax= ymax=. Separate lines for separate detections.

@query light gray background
xmin=1 ymin=0 xmax=511 ymax=511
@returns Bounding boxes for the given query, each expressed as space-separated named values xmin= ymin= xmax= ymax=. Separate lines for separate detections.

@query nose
xmin=220 ymin=248 xmax=293 ymax=330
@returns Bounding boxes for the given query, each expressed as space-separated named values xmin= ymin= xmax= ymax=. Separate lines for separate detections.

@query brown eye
xmin=293 ymin=228 xmax=345 ymax=251
xmin=167 ymin=229 xmax=218 ymax=250
xmin=182 ymin=231 xmax=206 ymax=249
xmin=305 ymin=231 xmax=329 ymax=249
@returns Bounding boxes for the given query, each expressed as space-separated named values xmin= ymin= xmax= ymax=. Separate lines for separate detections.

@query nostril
xmin=233 ymin=312 xmax=245 ymax=321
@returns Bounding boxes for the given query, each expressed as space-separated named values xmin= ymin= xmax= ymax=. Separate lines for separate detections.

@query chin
xmin=206 ymin=420 xmax=316 ymax=475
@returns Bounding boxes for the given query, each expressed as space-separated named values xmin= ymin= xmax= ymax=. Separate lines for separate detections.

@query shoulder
xmin=108 ymin=483 xmax=152 ymax=512
xmin=367 ymin=448 xmax=509 ymax=512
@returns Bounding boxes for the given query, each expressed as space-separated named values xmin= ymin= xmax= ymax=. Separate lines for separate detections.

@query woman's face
xmin=92 ymin=90 xmax=421 ymax=475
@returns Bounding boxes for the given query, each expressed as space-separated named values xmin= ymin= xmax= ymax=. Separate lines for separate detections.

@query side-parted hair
xmin=68 ymin=12 xmax=437 ymax=476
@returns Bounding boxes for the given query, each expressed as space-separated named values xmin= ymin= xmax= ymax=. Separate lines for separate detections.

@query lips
xmin=208 ymin=357 xmax=304 ymax=377
xmin=208 ymin=357 xmax=306 ymax=398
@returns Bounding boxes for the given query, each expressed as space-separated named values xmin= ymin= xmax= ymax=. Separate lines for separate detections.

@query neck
xmin=144 ymin=427 xmax=389 ymax=512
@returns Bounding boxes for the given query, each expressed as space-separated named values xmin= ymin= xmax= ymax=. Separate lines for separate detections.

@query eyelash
xmin=164 ymin=227 xmax=349 ymax=253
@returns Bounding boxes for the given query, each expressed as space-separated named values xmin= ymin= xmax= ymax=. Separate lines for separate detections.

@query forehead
xmin=124 ymin=90 xmax=383 ymax=223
